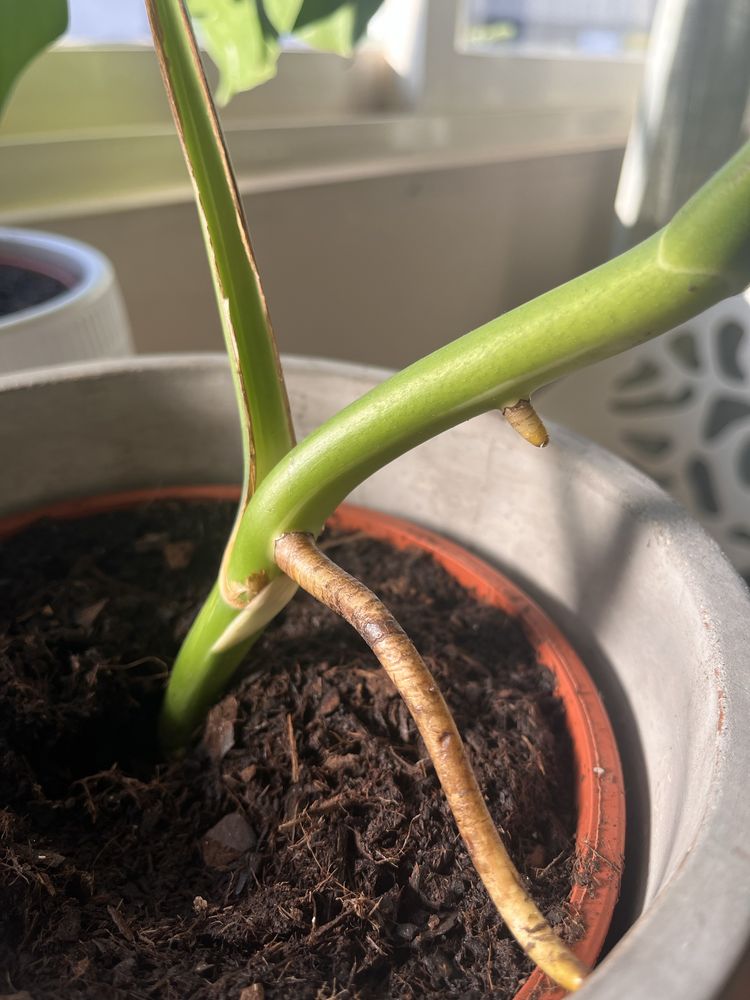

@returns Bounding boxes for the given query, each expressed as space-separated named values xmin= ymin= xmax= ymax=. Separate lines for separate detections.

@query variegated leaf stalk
xmin=146 ymin=0 xmax=296 ymax=741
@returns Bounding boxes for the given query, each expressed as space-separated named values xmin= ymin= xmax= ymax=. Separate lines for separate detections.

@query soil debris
xmin=0 ymin=500 xmax=580 ymax=999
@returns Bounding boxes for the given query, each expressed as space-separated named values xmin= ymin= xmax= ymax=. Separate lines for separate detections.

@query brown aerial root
xmin=274 ymin=531 xmax=588 ymax=993
xmin=502 ymin=398 xmax=549 ymax=447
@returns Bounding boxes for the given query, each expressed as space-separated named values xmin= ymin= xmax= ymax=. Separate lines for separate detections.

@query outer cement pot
xmin=538 ymin=290 xmax=750 ymax=585
xmin=0 ymin=354 xmax=749 ymax=998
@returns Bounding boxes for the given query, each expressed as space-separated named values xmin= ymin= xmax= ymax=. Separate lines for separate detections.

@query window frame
xmin=0 ymin=0 xmax=648 ymax=223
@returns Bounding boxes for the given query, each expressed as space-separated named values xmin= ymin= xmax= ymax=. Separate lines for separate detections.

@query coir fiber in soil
xmin=0 ymin=500 xmax=580 ymax=999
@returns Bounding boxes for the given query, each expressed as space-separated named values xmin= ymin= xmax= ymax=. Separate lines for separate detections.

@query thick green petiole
xmin=234 ymin=139 xmax=750 ymax=566
xmin=161 ymin=139 xmax=750 ymax=747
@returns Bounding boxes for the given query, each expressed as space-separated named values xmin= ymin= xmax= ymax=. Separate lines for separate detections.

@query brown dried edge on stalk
xmin=274 ymin=531 xmax=587 ymax=993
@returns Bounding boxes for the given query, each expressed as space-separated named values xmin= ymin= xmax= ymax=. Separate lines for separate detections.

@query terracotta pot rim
xmin=0 ymin=485 xmax=625 ymax=998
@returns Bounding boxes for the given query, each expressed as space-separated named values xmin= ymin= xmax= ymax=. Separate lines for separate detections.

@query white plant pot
xmin=0 ymin=227 xmax=133 ymax=374
xmin=0 ymin=354 xmax=748 ymax=999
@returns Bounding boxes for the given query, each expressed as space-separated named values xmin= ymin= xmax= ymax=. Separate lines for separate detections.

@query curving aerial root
xmin=274 ymin=531 xmax=587 ymax=993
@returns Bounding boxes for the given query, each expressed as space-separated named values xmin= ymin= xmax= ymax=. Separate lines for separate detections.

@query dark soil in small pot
xmin=0 ymin=497 xmax=593 ymax=999
xmin=0 ymin=263 xmax=68 ymax=318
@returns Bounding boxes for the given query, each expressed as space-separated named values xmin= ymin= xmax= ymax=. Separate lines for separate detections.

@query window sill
xmin=1 ymin=105 xmax=630 ymax=224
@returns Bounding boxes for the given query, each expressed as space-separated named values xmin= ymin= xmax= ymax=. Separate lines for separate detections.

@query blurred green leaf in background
xmin=293 ymin=0 xmax=385 ymax=55
xmin=187 ymin=0 xmax=385 ymax=104
xmin=0 ymin=0 xmax=68 ymax=118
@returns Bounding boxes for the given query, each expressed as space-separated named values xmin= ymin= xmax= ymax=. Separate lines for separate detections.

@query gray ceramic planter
xmin=1 ymin=354 xmax=748 ymax=998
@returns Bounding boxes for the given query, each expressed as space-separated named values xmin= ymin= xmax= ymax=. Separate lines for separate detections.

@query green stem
xmin=160 ymin=581 xmax=257 ymax=748
xmin=163 ymin=139 xmax=750 ymax=748
xmin=148 ymin=0 xmax=296 ymax=749
xmin=146 ymin=0 xmax=294 ymax=546
xmin=241 ymin=139 xmax=750 ymax=556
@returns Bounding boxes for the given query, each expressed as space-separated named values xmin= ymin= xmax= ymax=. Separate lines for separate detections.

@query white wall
xmin=21 ymin=142 xmax=624 ymax=369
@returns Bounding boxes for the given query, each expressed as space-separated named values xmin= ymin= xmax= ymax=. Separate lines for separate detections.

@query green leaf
xmin=186 ymin=0 xmax=303 ymax=104
xmin=186 ymin=0 xmax=382 ymax=102
xmin=293 ymin=0 xmax=384 ymax=55
xmin=262 ymin=0 xmax=305 ymax=35
xmin=0 ymin=0 xmax=68 ymax=118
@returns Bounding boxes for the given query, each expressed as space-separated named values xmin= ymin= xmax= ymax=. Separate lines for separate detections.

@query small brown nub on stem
xmin=502 ymin=399 xmax=549 ymax=448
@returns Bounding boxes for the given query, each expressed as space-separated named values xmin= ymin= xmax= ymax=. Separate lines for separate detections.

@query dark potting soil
xmin=0 ymin=501 xmax=580 ymax=1000
xmin=0 ymin=264 xmax=68 ymax=318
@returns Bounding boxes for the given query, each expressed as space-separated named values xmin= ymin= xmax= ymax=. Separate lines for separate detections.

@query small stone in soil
xmin=201 ymin=811 xmax=256 ymax=869
xmin=239 ymin=987 xmax=266 ymax=1000
xmin=203 ymin=695 xmax=238 ymax=763
xmin=163 ymin=539 xmax=195 ymax=569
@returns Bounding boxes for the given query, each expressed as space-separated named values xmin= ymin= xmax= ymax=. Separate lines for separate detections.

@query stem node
xmin=502 ymin=399 xmax=550 ymax=448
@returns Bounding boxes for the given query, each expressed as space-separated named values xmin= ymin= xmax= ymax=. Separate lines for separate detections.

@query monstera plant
xmin=5 ymin=0 xmax=750 ymax=992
